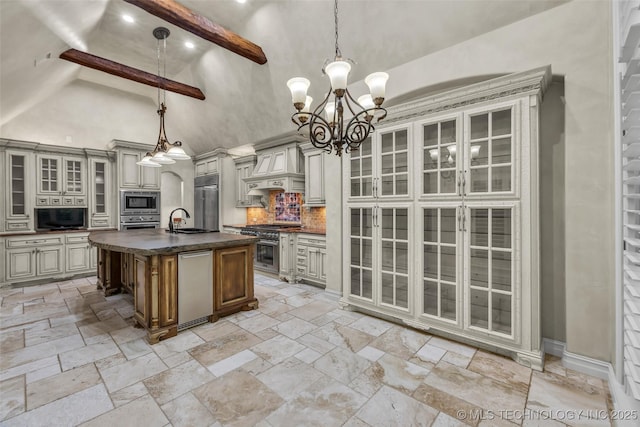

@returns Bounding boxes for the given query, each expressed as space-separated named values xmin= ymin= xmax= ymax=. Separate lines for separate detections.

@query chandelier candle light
xmin=137 ymin=27 xmax=191 ymax=168
xmin=287 ymin=0 xmax=389 ymax=156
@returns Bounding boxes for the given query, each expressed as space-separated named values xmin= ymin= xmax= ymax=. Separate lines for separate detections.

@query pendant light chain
xmin=334 ymin=0 xmax=341 ymax=59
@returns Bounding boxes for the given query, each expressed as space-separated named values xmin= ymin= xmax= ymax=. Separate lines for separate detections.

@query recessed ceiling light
xmin=185 ymin=41 xmax=195 ymax=49
xmin=236 ymin=0 xmax=247 ymax=4
xmin=122 ymin=14 xmax=134 ymax=23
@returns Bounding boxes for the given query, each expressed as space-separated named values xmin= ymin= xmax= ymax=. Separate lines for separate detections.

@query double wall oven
xmin=240 ymin=224 xmax=299 ymax=274
xmin=119 ymin=190 xmax=161 ymax=230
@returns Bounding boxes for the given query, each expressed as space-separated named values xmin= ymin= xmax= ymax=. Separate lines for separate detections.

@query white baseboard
xmin=543 ymin=338 xmax=565 ymax=358
xmin=562 ymin=350 xmax=610 ymax=380
xmin=543 ymin=339 xmax=640 ymax=418
xmin=542 ymin=338 xmax=609 ymax=379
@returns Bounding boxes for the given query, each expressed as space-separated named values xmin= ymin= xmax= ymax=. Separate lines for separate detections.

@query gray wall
xmin=540 ymin=80 xmax=566 ymax=343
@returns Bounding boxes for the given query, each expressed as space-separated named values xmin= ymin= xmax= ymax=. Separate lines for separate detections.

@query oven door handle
xmin=257 ymin=240 xmax=279 ymax=247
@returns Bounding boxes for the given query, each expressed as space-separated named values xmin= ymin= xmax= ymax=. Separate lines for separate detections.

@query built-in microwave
xmin=120 ymin=190 xmax=160 ymax=215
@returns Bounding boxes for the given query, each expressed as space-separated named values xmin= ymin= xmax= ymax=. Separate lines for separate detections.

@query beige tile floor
xmin=0 ymin=274 xmax=613 ymax=427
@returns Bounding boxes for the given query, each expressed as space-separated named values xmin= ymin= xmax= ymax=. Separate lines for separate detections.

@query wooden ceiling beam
xmin=124 ymin=0 xmax=267 ymax=65
xmin=59 ymin=49 xmax=205 ymax=100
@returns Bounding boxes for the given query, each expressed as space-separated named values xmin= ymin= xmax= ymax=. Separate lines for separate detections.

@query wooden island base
xmin=90 ymin=230 xmax=259 ymax=343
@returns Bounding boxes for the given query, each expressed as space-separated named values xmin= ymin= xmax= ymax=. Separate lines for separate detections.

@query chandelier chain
xmin=334 ymin=0 xmax=341 ymax=59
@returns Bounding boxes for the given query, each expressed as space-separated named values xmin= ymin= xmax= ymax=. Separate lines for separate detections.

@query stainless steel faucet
xmin=168 ymin=208 xmax=191 ymax=233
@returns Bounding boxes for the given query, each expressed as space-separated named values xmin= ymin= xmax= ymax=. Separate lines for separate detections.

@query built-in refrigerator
xmin=194 ymin=174 xmax=219 ymax=231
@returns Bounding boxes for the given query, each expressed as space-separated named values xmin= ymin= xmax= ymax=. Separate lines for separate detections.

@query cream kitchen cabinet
xmin=3 ymin=232 xmax=96 ymax=286
xmin=295 ymin=234 xmax=326 ymax=286
xmin=118 ymin=149 xmax=160 ymax=190
xmin=300 ymin=143 xmax=325 ymax=206
xmin=342 ymin=67 xmax=550 ymax=370
xmin=4 ymin=149 xmax=33 ymax=232
xmin=279 ymin=232 xmax=296 ymax=282
xmin=234 ymin=155 xmax=261 ymax=207
xmin=88 ymin=156 xmax=113 ymax=228
xmin=65 ymin=234 xmax=91 ymax=272
xmin=5 ymin=235 xmax=65 ymax=282
xmin=195 ymin=157 xmax=219 ymax=176
xmin=36 ymin=154 xmax=87 ymax=205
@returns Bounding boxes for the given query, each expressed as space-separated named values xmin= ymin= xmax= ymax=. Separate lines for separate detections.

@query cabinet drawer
xmin=66 ymin=234 xmax=89 ymax=244
xmin=6 ymin=220 xmax=30 ymax=231
xmin=269 ymin=179 xmax=285 ymax=187
xmin=296 ymin=256 xmax=306 ymax=266
xmin=36 ymin=196 xmax=49 ymax=206
xmin=297 ymin=235 xmax=326 ymax=247
xmin=296 ymin=267 xmax=306 ymax=275
xmin=50 ymin=196 xmax=62 ymax=206
xmin=75 ymin=197 xmax=86 ymax=206
xmin=91 ymin=218 xmax=109 ymax=228
xmin=7 ymin=235 xmax=64 ymax=248
xmin=62 ymin=197 xmax=74 ymax=206
xmin=297 ymin=247 xmax=307 ymax=256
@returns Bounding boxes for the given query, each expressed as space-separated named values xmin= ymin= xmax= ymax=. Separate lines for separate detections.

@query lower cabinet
xmin=3 ymin=232 xmax=96 ymax=286
xmin=296 ymin=234 xmax=326 ymax=287
xmin=277 ymin=233 xmax=326 ymax=286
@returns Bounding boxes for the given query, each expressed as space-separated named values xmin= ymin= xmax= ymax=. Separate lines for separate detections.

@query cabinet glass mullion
xmin=349 ymin=207 xmax=373 ymax=300
xmin=468 ymin=207 xmax=513 ymax=336
xmin=349 ymin=137 xmax=373 ymax=198
xmin=422 ymin=119 xmax=457 ymax=196
xmin=468 ymin=108 xmax=513 ymax=194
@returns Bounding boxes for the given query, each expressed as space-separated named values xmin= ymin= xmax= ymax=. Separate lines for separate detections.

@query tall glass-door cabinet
xmin=342 ymin=67 xmax=550 ymax=369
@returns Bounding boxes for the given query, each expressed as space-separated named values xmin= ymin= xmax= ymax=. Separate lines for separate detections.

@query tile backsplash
xmin=246 ymin=190 xmax=326 ymax=229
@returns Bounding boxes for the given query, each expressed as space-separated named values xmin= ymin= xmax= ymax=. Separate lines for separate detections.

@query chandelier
xmin=137 ymin=27 xmax=190 ymax=168
xmin=286 ymin=0 xmax=389 ymax=157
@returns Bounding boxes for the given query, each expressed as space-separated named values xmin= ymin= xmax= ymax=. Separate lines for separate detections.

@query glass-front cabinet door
xmin=379 ymin=207 xmax=410 ymax=310
xmin=465 ymin=106 xmax=515 ymax=196
xmin=465 ymin=204 xmax=516 ymax=337
xmin=420 ymin=115 xmax=460 ymax=197
xmin=9 ymin=153 xmax=26 ymax=216
xmin=64 ymin=158 xmax=84 ymax=195
xmin=348 ymin=207 xmax=374 ymax=300
xmin=349 ymin=137 xmax=374 ymax=199
xmin=37 ymin=154 xmax=60 ymax=194
xmin=421 ymin=206 xmax=460 ymax=323
xmin=378 ymin=128 xmax=410 ymax=198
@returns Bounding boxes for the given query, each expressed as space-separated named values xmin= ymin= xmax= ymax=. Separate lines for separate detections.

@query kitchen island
xmin=89 ymin=229 xmax=259 ymax=343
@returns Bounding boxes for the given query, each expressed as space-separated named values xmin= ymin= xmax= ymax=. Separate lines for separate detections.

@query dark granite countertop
xmin=89 ymin=229 xmax=258 ymax=255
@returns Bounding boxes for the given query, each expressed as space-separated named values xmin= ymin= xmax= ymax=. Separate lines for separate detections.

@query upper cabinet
xmin=108 ymin=141 xmax=161 ymax=191
xmin=234 ymin=155 xmax=261 ymax=208
xmin=88 ymin=152 xmax=114 ymax=229
xmin=35 ymin=153 xmax=87 ymax=206
xmin=195 ymin=157 xmax=219 ymax=176
xmin=3 ymin=149 xmax=34 ymax=232
xmin=300 ymin=143 xmax=325 ymax=206
xmin=348 ymin=124 xmax=412 ymax=201
xmin=118 ymin=149 xmax=160 ymax=190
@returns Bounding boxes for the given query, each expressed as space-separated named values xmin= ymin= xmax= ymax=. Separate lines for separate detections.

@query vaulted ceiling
xmin=0 ymin=0 xmax=568 ymax=155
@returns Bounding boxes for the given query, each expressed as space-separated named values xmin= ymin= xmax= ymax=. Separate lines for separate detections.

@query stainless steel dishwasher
xmin=178 ymin=250 xmax=213 ymax=330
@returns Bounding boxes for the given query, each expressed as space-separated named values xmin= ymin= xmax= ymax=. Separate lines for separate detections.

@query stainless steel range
xmin=240 ymin=224 xmax=299 ymax=274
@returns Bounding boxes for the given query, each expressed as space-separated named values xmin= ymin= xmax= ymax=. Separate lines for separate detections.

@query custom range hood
xmin=244 ymin=134 xmax=305 ymax=195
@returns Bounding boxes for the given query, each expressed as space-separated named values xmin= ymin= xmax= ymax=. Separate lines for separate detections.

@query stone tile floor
xmin=0 ymin=274 xmax=614 ymax=426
